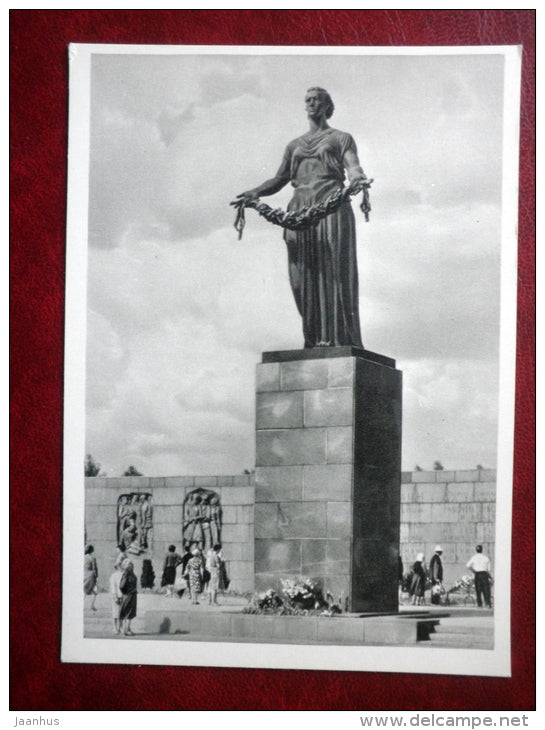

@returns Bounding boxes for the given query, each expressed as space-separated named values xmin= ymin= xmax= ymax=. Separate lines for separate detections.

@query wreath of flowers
xmin=232 ymin=178 xmax=373 ymax=239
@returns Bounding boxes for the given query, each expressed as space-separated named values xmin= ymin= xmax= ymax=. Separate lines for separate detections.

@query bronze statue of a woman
xmin=232 ymin=87 xmax=371 ymax=349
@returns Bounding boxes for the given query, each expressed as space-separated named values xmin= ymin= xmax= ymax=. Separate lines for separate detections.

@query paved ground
xmin=84 ymin=590 xmax=494 ymax=649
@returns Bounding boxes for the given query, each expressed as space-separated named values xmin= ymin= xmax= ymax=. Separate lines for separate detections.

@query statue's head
xmin=306 ymin=87 xmax=335 ymax=119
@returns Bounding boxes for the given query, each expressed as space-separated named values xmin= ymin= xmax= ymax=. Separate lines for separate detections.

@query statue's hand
xmin=230 ymin=191 xmax=258 ymax=207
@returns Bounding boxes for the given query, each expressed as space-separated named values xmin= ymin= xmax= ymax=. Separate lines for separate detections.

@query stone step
xmin=432 ymin=624 xmax=493 ymax=636
xmin=426 ymin=635 xmax=494 ymax=649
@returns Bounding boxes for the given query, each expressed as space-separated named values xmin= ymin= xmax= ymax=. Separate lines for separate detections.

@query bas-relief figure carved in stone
xmin=183 ymin=488 xmax=223 ymax=553
xmin=232 ymin=87 xmax=371 ymax=350
xmin=116 ymin=493 xmax=153 ymax=553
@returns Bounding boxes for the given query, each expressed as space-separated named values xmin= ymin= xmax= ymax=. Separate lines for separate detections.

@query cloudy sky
xmin=84 ymin=49 xmax=506 ymax=477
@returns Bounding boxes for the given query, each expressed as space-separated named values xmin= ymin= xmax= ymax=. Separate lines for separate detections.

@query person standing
xmin=467 ymin=545 xmax=492 ymax=608
xmin=185 ymin=546 xmax=204 ymax=605
xmin=109 ymin=562 xmax=123 ymax=635
xmin=161 ymin=544 xmax=183 ymax=597
xmin=84 ymin=545 xmax=99 ymax=611
xmin=205 ymin=544 xmax=223 ymax=605
xmin=119 ymin=559 xmax=138 ymax=635
xmin=409 ymin=553 xmax=427 ymax=606
xmin=429 ymin=545 xmax=444 ymax=605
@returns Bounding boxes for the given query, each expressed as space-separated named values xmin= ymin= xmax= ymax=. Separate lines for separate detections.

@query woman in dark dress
xmin=232 ymin=87 xmax=370 ymax=349
xmin=83 ymin=544 xmax=98 ymax=611
xmin=409 ymin=553 xmax=427 ymax=606
xmin=161 ymin=544 xmax=182 ymax=597
xmin=119 ymin=559 xmax=137 ymax=635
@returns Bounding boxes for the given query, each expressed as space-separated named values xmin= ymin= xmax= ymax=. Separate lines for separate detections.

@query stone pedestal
xmin=254 ymin=347 xmax=402 ymax=612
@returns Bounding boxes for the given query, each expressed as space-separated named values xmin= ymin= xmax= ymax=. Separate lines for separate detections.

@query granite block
xmin=85 ymin=477 xmax=108 ymax=489
xmin=414 ymin=483 xmax=446 ymax=503
xmin=153 ymin=505 xmax=183 ymax=524
xmin=84 ymin=521 xmax=117 ymax=540
xmin=326 ymin=427 xmax=353 ymax=463
xmin=482 ymin=503 xmax=496 ymax=522
xmin=255 ymin=466 xmax=303 ymax=502
xmin=476 ymin=523 xmax=496 ymax=542
xmin=152 ymin=524 xmax=183 ymax=542
xmin=148 ymin=477 xmax=166 ymax=488
xmin=400 ymin=484 xmax=415 ymax=503
xmin=221 ymin=505 xmax=238 ymax=524
xmin=234 ymin=579 xmax=255 ymax=594
xmin=255 ymin=539 xmax=301 ymax=573
xmin=434 ymin=470 xmax=456 ymax=483
xmin=353 ymin=497 xmax=385 ymax=540
xmin=274 ymin=616 xmax=318 ymax=642
xmin=474 ymin=482 xmax=496 ymax=501
xmin=254 ymin=503 xmax=279 ymax=538
xmin=325 ymin=539 xmax=351 ymax=573
xmin=128 ymin=476 xmax=151 ymax=489
xmin=221 ymin=542 xmax=253 ymax=562
xmin=352 ymin=576 xmax=398 ymax=613
xmin=236 ymin=505 xmax=254 ymax=524
xmin=316 ymin=617 xmax=365 ymax=643
xmin=301 ymin=539 xmax=327 ymax=574
xmin=328 ymin=357 xmax=354 ymax=388
xmin=85 ymin=504 xmax=117 ymax=523
xmin=402 ymin=503 xmax=433 ymax=523
xmin=221 ymin=523 xmax=253 ymax=543
xmin=401 ymin=472 xmax=412 ymax=484
xmin=353 ymin=538 xmax=391 ymax=576
xmin=457 ymin=503 xmax=483 ymax=522
xmin=478 ymin=469 xmax=496 ymax=482
xmin=163 ymin=476 xmax=196 ymax=488
xmin=194 ymin=476 xmax=219 ymax=488
xmin=253 ymin=616 xmax=277 ymax=640
xmin=455 ymin=469 xmax=479 ymax=482
xmin=216 ymin=475 xmax=235 ymax=487
xmin=304 ymin=388 xmax=354 ymax=427
xmin=362 ymin=618 xmax=417 ymax=645
xmin=220 ymin=486 xmax=255 ymax=505
xmin=256 ymin=428 xmax=326 ymax=466
xmin=277 ymin=502 xmax=327 ymax=539
xmin=412 ymin=471 xmax=437 ymax=484
xmin=280 ymin=359 xmax=329 ymax=391
xmin=256 ymin=362 xmax=280 ymax=392
xmin=228 ymin=560 xmax=254 ymax=580
xmin=257 ymin=391 xmax=304 ymax=429
xmin=399 ymin=523 xmax=409 ymax=542
xmin=85 ymin=488 xmax=119 ymax=506
xmin=232 ymin=475 xmax=253 ymax=486
xmin=445 ymin=482 xmax=475 ymax=503
xmin=254 ymin=573 xmax=284 ymax=593
xmin=145 ymin=486 xmax=185 ymax=506
xmin=455 ymin=543 xmax=477 ymax=563
xmin=326 ymin=502 xmax=351 ymax=538
xmin=430 ymin=503 xmax=461 ymax=523
xmin=302 ymin=464 xmax=352 ymax=501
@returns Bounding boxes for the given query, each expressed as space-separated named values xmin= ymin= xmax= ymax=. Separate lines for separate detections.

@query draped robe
xmin=276 ymin=128 xmax=365 ymax=349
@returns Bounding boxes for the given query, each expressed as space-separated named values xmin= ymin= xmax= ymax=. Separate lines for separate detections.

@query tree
xmin=124 ymin=465 xmax=143 ymax=476
xmin=433 ymin=461 xmax=444 ymax=471
xmin=476 ymin=464 xmax=484 ymax=470
xmin=414 ymin=465 xmax=423 ymax=472
xmin=84 ymin=454 xmax=101 ymax=477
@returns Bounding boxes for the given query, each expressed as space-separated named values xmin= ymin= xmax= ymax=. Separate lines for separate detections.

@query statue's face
xmin=305 ymin=90 xmax=326 ymax=120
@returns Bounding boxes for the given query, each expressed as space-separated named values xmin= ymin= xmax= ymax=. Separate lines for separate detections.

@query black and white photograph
xmin=62 ymin=44 xmax=521 ymax=675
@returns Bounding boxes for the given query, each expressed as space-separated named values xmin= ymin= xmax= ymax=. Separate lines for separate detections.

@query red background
xmin=10 ymin=10 xmax=535 ymax=710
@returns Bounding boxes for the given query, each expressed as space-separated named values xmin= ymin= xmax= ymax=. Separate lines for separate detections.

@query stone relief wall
xmin=85 ymin=469 xmax=495 ymax=596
